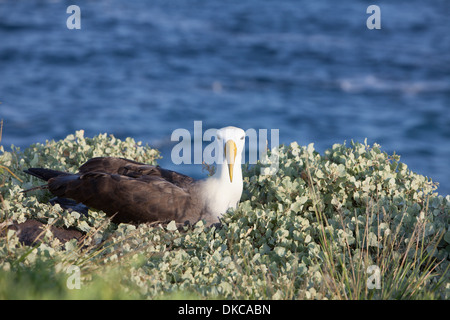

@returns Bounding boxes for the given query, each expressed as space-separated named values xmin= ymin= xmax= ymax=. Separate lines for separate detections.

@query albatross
xmin=24 ymin=126 xmax=246 ymax=226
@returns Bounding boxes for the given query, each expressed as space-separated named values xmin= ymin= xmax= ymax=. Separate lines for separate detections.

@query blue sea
xmin=0 ymin=0 xmax=449 ymax=195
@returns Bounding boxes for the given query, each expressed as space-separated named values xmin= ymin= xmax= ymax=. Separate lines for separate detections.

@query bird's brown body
xmin=25 ymin=157 xmax=212 ymax=225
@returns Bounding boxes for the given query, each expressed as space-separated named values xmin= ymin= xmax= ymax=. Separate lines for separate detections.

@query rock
xmin=5 ymin=219 xmax=84 ymax=246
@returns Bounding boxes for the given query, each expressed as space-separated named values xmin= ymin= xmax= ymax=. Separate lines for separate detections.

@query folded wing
xmin=27 ymin=157 xmax=202 ymax=224
xmin=48 ymin=171 xmax=193 ymax=224
xmin=79 ymin=157 xmax=195 ymax=187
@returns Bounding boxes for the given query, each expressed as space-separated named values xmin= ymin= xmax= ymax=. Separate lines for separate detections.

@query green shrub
xmin=0 ymin=131 xmax=448 ymax=299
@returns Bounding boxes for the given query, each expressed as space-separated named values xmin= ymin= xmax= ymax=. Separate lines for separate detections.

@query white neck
xmin=202 ymin=154 xmax=243 ymax=221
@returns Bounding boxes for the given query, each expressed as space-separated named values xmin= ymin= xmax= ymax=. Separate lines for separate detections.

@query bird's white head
xmin=215 ymin=126 xmax=246 ymax=183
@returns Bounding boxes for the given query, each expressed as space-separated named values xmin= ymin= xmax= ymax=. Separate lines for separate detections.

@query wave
xmin=337 ymin=75 xmax=450 ymax=95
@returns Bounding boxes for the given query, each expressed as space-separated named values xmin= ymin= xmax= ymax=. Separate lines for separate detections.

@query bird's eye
xmin=217 ymin=135 xmax=222 ymax=140
xmin=240 ymin=136 xmax=245 ymax=140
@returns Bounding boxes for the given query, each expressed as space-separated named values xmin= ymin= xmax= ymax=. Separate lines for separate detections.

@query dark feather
xmin=23 ymin=168 xmax=68 ymax=181
xmin=24 ymin=157 xmax=209 ymax=225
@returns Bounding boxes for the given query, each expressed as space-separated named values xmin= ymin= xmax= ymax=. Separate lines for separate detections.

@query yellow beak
xmin=224 ymin=139 xmax=237 ymax=182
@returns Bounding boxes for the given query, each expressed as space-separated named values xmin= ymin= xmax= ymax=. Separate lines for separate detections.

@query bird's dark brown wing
xmin=78 ymin=157 xmax=143 ymax=175
xmin=47 ymin=171 xmax=196 ymax=224
xmin=78 ymin=157 xmax=195 ymax=187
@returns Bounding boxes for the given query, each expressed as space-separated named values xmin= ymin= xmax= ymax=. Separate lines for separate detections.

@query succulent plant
xmin=0 ymin=131 xmax=448 ymax=299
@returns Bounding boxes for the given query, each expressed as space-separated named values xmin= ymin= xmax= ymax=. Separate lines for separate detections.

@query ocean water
xmin=0 ymin=0 xmax=449 ymax=194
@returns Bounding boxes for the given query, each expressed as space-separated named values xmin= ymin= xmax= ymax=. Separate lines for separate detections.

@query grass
xmin=302 ymin=159 xmax=448 ymax=300
xmin=316 ymin=200 xmax=448 ymax=299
